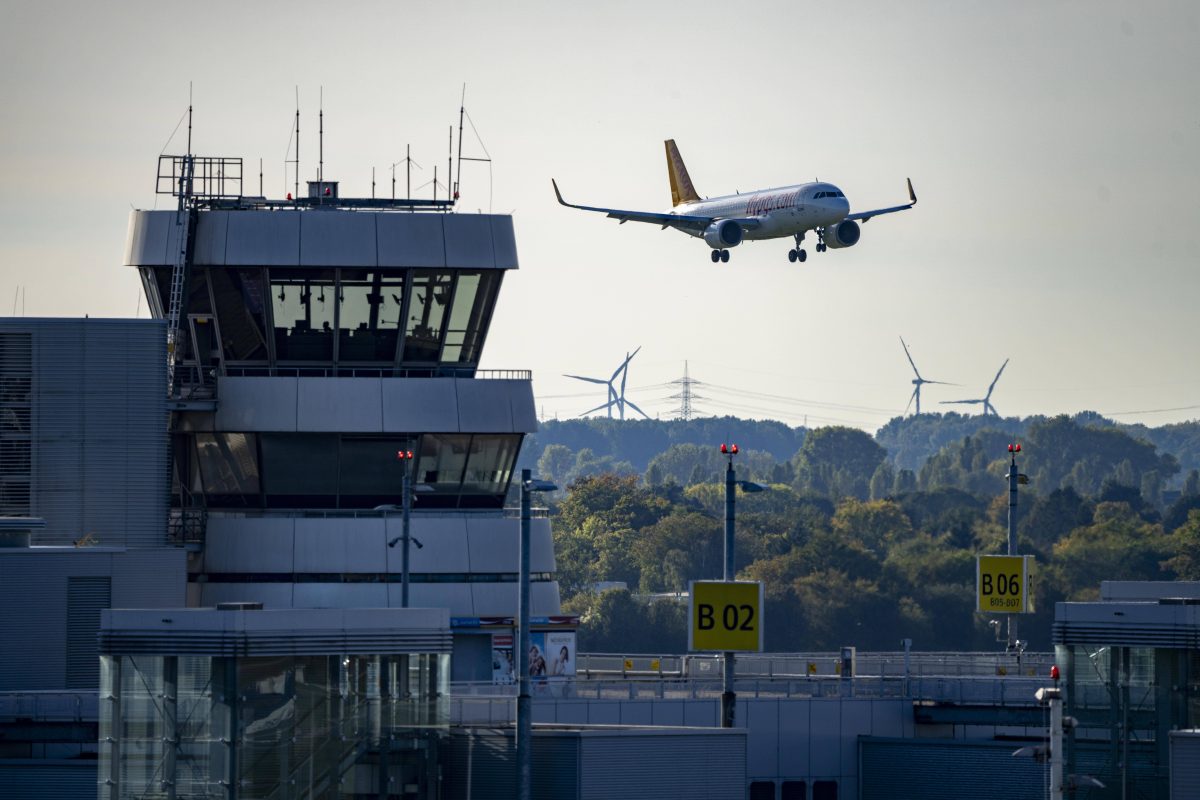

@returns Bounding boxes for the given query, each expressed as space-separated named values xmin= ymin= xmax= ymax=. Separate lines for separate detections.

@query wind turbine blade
xmin=940 ymin=399 xmax=982 ymax=405
xmin=564 ymin=374 xmax=608 ymax=385
xmin=986 ymin=358 xmax=1009 ymax=398
xmin=923 ymin=380 xmax=959 ymax=386
xmin=899 ymin=336 xmax=922 ymax=380
xmin=905 ymin=388 xmax=917 ymax=415
xmin=580 ymin=398 xmax=617 ymax=417
xmin=623 ymin=398 xmax=651 ymax=419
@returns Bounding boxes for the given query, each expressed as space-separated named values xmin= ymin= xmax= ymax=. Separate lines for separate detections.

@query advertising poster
xmin=546 ymin=631 xmax=576 ymax=678
xmin=491 ymin=633 xmax=514 ymax=685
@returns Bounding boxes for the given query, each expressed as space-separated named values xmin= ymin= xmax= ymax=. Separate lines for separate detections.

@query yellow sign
xmin=650 ymin=659 xmax=661 ymax=671
xmin=623 ymin=659 xmax=633 ymax=671
xmin=977 ymin=555 xmax=1033 ymax=613
xmin=688 ymin=581 xmax=764 ymax=652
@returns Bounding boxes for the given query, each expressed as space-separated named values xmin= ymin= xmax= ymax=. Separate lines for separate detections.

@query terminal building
xmin=1 ymin=147 xmax=1198 ymax=799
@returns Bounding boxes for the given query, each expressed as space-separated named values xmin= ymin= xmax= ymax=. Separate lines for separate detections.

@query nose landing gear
xmin=711 ymin=249 xmax=730 ymax=263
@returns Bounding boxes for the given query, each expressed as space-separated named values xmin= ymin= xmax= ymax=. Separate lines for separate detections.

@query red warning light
xmin=397 ymin=450 xmax=414 ymax=461
xmin=1050 ymin=664 xmax=1060 ymax=681
xmin=1008 ymin=444 xmax=1014 ymax=452
xmin=286 ymin=192 xmax=293 ymax=200
xmin=731 ymin=444 xmax=739 ymax=455
xmin=1015 ymin=444 xmax=1022 ymax=453
xmin=720 ymin=443 xmax=728 ymax=454
xmin=324 ymin=187 xmax=332 ymax=197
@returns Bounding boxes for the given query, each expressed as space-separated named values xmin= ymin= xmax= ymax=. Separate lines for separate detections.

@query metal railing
xmin=219 ymin=366 xmax=531 ymax=381
xmin=576 ymin=651 xmax=1056 ymax=680
xmin=448 ymin=673 xmax=1052 ymax=726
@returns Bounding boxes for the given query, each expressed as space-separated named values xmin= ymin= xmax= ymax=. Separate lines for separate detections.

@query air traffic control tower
xmin=127 ymin=156 xmax=561 ymax=681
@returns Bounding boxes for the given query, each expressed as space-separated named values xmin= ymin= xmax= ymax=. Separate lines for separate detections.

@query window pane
xmin=338 ymin=270 xmax=404 ymax=362
xmin=210 ymin=268 xmax=269 ymax=361
xmin=402 ymin=271 xmax=453 ymax=362
xmin=339 ymin=436 xmax=409 ymax=506
xmin=415 ymin=434 xmax=470 ymax=495
xmin=461 ymin=434 xmax=520 ymax=495
xmin=440 ymin=272 xmax=478 ymax=363
xmin=261 ymin=433 xmax=338 ymax=507
xmin=457 ymin=272 xmax=498 ymax=365
xmin=782 ymin=781 xmax=808 ymax=800
xmin=195 ymin=433 xmax=260 ymax=506
xmin=270 ymin=269 xmax=335 ymax=361
xmin=750 ymin=781 xmax=776 ymax=800
xmin=813 ymin=780 xmax=838 ymax=800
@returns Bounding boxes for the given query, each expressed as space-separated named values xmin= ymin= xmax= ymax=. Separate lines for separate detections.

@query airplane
xmin=552 ymin=139 xmax=916 ymax=263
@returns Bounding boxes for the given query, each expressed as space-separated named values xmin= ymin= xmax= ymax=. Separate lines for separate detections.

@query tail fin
xmin=665 ymin=139 xmax=701 ymax=207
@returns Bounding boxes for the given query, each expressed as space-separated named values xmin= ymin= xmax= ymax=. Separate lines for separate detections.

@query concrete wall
xmin=195 ymin=513 xmax=559 ymax=617
xmin=126 ymin=210 xmax=519 ymax=270
xmin=198 ymin=376 xmax=537 ymax=434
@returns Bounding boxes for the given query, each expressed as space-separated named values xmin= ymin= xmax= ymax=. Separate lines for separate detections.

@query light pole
xmin=1005 ymin=443 xmax=1028 ymax=652
xmin=517 ymin=469 xmax=557 ymax=800
xmin=720 ymin=443 xmax=766 ymax=729
xmin=385 ymin=447 xmax=432 ymax=608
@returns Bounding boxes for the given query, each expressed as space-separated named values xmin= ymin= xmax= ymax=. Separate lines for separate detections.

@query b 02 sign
xmin=689 ymin=581 xmax=764 ymax=652
xmin=977 ymin=555 xmax=1033 ymax=613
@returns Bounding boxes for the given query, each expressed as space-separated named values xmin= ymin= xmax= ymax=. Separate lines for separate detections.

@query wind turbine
xmin=564 ymin=347 xmax=649 ymax=420
xmin=940 ymin=358 xmax=1009 ymax=417
xmin=900 ymin=336 xmax=954 ymax=415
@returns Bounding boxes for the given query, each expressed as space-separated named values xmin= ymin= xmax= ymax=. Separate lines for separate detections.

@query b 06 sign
xmin=976 ymin=555 xmax=1033 ymax=613
xmin=688 ymin=581 xmax=764 ymax=652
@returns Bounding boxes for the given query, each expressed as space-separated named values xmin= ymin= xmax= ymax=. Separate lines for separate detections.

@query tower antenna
xmin=293 ymin=87 xmax=300 ymax=200
xmin=318 ymin=86 xmax=324 ymax=189
xmin=455 ymin=84 xmax=465 ymax=201
xmin=186 ymin=82 xmax=193 ymax=156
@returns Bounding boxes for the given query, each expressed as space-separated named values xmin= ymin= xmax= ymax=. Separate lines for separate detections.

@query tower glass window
xmin=270 ymin=269 xmax=336 ymax=361
xmin=338 ymin=270 xmax=405 ymax=363
xmin=403 ymin=271 xmax=453 ymax=363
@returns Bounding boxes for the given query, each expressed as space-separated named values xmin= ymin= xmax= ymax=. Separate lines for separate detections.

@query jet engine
xmin=823 ymin=220 xmax=861 ymax=249
xmin=702 ymin=220 xmax=743 ymax=249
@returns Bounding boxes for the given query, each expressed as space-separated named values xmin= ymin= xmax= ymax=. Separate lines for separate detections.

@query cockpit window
xmin=815 ymin=191 xmax=826 ymax=199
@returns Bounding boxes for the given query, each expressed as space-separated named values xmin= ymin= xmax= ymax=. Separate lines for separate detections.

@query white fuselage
xmin=673 ymin=181 xmax=851 ymax=240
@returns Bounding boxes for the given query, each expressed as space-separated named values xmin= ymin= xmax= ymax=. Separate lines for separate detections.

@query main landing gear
xmin=710 ymin=249 xmax=730 ymax=263
xmin=787 ymin=233 xmax=807 ymax=263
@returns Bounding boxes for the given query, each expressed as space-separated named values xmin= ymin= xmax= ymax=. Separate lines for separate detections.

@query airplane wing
xmin=552 ymin=179 xmax=761 ymax=232
xmin=845 ymin=178 xmax=917 ymax=223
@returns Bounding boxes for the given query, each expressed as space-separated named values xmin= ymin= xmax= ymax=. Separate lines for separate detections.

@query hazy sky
xmin=2 ymin=1 xmax=1197 ymax=432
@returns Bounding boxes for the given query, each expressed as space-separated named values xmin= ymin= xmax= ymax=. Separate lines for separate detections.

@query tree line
xmin=527 ymin=413 xmax=1200 ymax=654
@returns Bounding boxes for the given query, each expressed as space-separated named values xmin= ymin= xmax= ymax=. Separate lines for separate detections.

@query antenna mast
xmin=448 ymin=125 xmax=454 ymax=205
xmin=455 ymin=84 xmax=465 ymax=200
xmin=186 ymin=82 xmax=193 ymax=156
xmin=318 ymin=86 xmax=324 ymax=187
xmin=293 ymin=88 xmax=300 ymax=200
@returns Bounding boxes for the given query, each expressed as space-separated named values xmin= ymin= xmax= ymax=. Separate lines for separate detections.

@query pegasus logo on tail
xmin=665 ymin=139 xmax=701 ymax=207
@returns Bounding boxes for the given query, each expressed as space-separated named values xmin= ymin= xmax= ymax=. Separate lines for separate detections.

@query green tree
xmin=792 ymin=426 xmax=886 ymax=500
xmin=1162 ymin=509 xmax=1200 ymax=579
xmin=537 ymin=444 xmax=575 ymax=486
xmin=1050 ymin=501 xmax=1173 ymax=599
xmin=831 ymin=499 xmax=914 ymax=556
xmin=870 ymin=462 xmax=895 ymax=501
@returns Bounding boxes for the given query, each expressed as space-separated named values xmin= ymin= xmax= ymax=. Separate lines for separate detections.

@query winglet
xmin=665 ymin=140 xmax=701 ymax=207
xmin=907 ymin=178 xmax=917 ymax=205
xmin=551 ymin=178 xmax=568 ymax=206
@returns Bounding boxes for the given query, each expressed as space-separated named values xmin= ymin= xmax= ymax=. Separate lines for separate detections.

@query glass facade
xmin=99 ymin=652 xmax=449 ymax=799
xmin=174 ymin=432 xmax=521 ymax=510
xmin=143 ymin=266 xmax=501 ymax=375
xmin=1058 ymin=643 xmax=1200 ymax=800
